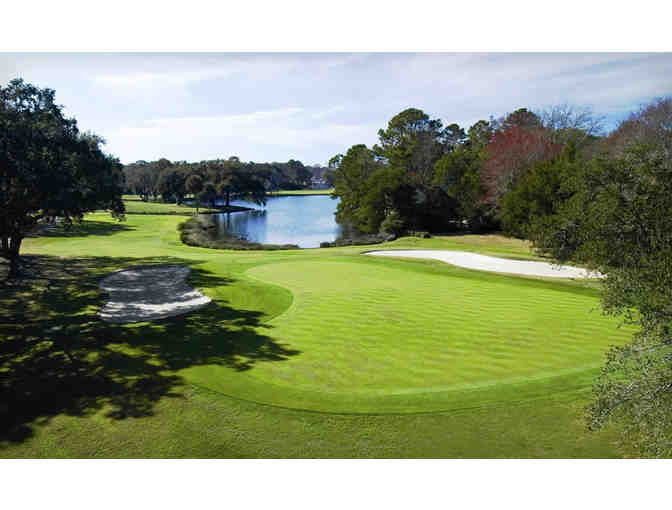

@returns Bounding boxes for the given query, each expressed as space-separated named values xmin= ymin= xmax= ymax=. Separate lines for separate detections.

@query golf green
xmin=182 ymin=257 xmax=633 ymax=413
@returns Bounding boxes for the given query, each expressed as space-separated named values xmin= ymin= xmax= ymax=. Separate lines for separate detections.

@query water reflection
xmin=212 ymin=195 xmax=341 ymax=248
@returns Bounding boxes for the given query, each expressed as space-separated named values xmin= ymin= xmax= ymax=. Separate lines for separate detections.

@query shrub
xmin=178 ymin=217 xmax=299 ymax=251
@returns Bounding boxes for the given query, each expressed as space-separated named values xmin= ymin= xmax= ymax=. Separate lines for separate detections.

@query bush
xmin=320 ymin=232 xmax=395 ymax=248
xmin=379 ymin=209 xmax=405 ymax=236
xmin=407 ymin=231 xmax=432 ymax=239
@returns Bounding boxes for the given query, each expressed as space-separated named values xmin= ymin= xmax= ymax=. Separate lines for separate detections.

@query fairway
xmin=2 ymin=213 xmax=635 ymax=457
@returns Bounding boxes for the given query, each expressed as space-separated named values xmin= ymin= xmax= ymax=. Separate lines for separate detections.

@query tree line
xmin=331 ymin=98 xmax=672 ymax=456
xmin=123 ymin=157 xmax=332 ymax=208
xmin=329 ymin=104 xmax=605 ymax=236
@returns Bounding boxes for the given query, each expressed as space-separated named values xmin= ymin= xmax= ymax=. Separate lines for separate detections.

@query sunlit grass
xmin=121 ymin=199 xmax=219 ymax=215
xmin=1 ymin=213 xmax=632 ymax=457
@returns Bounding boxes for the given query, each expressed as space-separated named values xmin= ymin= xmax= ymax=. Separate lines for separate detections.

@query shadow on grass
xmin=0 ymin=254 xmax=299 ymax=446
xmin=27 ymin=220 xmax=136 ymax=238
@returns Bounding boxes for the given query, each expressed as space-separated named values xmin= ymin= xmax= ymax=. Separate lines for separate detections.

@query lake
xmin=212 ymin=195 xmax=341 ymax=248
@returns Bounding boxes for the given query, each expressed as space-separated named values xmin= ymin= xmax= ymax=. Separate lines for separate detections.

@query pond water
xmin=212 ymin=195 xmax=341 ymax=248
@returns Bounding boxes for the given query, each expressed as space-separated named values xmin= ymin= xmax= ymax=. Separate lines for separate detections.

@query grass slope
xmin=1 ymin=213 xmax=631 ymax=457
xmin=121 ymin=199 xmax=220 ymax=215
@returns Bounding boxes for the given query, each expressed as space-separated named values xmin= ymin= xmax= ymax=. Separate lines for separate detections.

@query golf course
xmin=0 ymin=209 xmax=635 ymax=458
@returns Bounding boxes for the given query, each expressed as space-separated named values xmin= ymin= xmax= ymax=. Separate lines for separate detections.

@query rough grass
xmin=120 ymin=197 xmax=251 ymax=215
xmin=0 ymin=213 xmax=632 ymax=457
xmin=121 ymin=199 xmax=216 ymax=215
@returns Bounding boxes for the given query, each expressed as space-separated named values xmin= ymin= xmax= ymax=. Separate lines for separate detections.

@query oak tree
xmin=1 ymin=79 xmax=125 ymax=276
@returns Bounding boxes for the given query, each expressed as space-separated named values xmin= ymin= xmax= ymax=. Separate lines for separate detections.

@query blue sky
xmin=1 ymin=53 xmax=671 ymax=165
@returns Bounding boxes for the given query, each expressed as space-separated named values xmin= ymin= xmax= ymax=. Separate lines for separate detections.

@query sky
xmin=1 ymin=53 xmax=671 ymax=166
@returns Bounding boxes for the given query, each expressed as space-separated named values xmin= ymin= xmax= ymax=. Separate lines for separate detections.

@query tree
xmin=480 ymin=125 xmax=561 ymax=208
xmin=466 ymin=119 xmax=493 ymax=149
xmin=157 ymin=166 xmax=187 ymax=204
xmin=492 ymin=107 xmax=543 ymax=132
xmin=529 ymin=136 xmax=672 ymax=456
xmin=444 ymin=123 xmax=468 ymax=149
xmin=372 ymin=109 xmax=470 ymax=232
xmin=537 ymin=103 xmax=605 ymax=147
xmin=0 ymin=78 xmax=125 ymax=276
xmin=433 ymin=143 xmax=490 ymax=232
xmin=374 ymin=108 xmax=447 ymax=188
xmin=199 ymin=182 xmax=218 ymax=209
xmin=499 ymin=142 xmax=580 ymax=238
xmin=358 ymin=167 xmax=414 ymax=234
xmin=606 ymin=96 xmax=672 ymax=158
xmin=331 ymin=144 xmax=385 ymax=232
xmin=286 ymin=159 xmax=312 ymax=188
xmin=185 ymin=174 xmax=204 ymax=213
xmin=212 ymin=164 xmax=266 ymax=208
xmin=235 ymin=170 xmax=267 ymax=207
xmin=123 ymin=160 xmax=160 ymax=201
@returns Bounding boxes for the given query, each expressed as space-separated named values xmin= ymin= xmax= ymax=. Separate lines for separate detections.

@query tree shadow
xmin=0 ymin=254 xmax=299 ymax=446
xmin=27 ymin=220 xmax=136 ymax=238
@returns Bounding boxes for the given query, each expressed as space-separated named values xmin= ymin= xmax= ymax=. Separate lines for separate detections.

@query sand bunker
xmin=365 ymin=250 xmax=601 ymax=279
xmin=99 ymin=265 xmax=212 ymax=323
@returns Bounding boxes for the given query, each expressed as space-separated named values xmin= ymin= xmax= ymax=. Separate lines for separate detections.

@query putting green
xmin=183 ymin=257 xmax=634 ymax=413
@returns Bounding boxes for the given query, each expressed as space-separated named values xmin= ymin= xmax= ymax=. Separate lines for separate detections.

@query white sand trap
xmin=99 ymin=265 xmax=212 ymax=323
xmin=365 ymin=250 xmax=602 ymax=279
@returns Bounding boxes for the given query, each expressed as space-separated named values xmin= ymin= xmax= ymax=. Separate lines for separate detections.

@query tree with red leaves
xmin=480 ymin=125 xmax=561 ymax=207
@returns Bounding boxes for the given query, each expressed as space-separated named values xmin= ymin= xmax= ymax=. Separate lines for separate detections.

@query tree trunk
xmin=6 ymin=234 xmax=23 ymax=278
xmin=226 ymin=190 xmax=231 ymax=207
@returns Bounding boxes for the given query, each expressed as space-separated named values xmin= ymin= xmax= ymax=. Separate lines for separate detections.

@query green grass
xmin=0 ymin=213 xmax=633 ymax=457
xmin=121 ymin=199 xmax=220 ymax=215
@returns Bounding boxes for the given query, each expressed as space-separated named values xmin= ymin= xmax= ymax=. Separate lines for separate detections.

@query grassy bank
xmin=179 ymin=215 xmax=299 ymax=250
xmin=121 ymin=199 xmax=253 ymax=215
xmin=1 ymin=213 xmax=631 ymax=457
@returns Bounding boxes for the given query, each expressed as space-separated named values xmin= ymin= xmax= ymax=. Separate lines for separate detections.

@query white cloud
xmin=92 ymin=69 xmax=234 ymax=88
xmin=150 ymin=107 xmax=304 ymax=129
xmin=102 ymin=106 xmax=378 ymax=164
xmin=4 ymin=53 xmax=670 ymax=165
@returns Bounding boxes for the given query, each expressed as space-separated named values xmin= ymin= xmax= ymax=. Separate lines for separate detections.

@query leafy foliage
xmin=373 ymin=108 xmax=448 ymax=188
xmin=157 ymin=165 xmax=188 ymax=204
xmin=499 ymin=142 xmax=580 ymax=238
xmin=481 ymin=125 xmax=562 ymax=206
xmin=123 ymin=157 xmax=312 ymax=208
xmin=528 ymin=125 xmax=672 ymax=456
xmin=0 ymin=78 xmax=125 ymax=275
xmin=433 ymin=144 xmax=491 ymax=232
xmin=333 ymin=109 xmax=474 ymax=235
xmin=331 ymin=144 xmax=386 ymax=233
